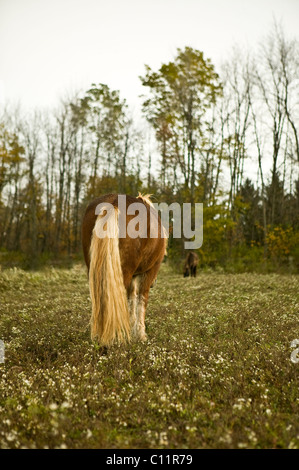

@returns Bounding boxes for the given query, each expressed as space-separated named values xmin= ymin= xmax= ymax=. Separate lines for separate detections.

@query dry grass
xmin=0 ymin=263 xmax=298 ymax=449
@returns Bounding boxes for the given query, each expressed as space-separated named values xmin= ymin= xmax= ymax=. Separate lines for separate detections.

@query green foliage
xmin=140 ymin=47 xmax=222 ymax=194
xmin=266 ymin=226 xmax=298 ymax=264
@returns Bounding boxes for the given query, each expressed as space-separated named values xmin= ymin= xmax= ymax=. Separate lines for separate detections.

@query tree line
xmin=0 ymin=23 xmax=298 ymax=270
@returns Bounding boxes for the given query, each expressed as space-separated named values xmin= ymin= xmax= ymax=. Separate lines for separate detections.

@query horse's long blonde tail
xmin=89 ymin=206 xmax=130 ymax=346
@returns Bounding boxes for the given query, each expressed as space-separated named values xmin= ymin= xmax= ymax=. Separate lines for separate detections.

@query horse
xmin=183 ymin=251 xmax=199 ymax=278
xmin=81 ymin=193 xmax=167 ymax=347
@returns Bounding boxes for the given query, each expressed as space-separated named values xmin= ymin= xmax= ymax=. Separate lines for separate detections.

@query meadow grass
xmin=0 ymin=263 xmax=298 ymax=449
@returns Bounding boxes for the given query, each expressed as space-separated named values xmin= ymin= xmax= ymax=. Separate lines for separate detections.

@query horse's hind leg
xmin=127 ymin=276 xmax=139 ymax=337
xmin=128 ymin=274 xmax=145 ymax=340
xmin=135 ymin=262 xmax=161 ymax=341
xmin=136 ymin=290 xmax=148 ymax=341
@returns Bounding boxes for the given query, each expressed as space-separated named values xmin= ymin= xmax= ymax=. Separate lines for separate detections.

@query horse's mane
xmin=137 ymin=192 xmax=168 ymax=254
xmin=137 ymin=192 xmax=154 ymax=207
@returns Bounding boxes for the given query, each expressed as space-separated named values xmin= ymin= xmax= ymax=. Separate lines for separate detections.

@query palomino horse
xmin=82 ymin=193 xmax=167 ymax=346
xmin=183 ymin=251 xmax=199 ymax=278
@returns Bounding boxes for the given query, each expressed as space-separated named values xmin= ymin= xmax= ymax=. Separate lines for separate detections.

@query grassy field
xmin=0 ymin=263 xmax=298 ymax=449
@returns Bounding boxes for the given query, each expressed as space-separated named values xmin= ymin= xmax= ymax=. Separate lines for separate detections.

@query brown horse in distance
xmin=82 ymin=193 xmax=167 ymax=346
xmin=183 ymin=251 xmax=199 ymax=278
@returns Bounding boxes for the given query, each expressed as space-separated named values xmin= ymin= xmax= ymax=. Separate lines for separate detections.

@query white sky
xmin=1 ymin=0 xmax=299 ymax=112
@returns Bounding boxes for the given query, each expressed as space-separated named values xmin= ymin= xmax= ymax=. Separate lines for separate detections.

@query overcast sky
xmin=1 ymin=0 xmax=299 ymax=112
